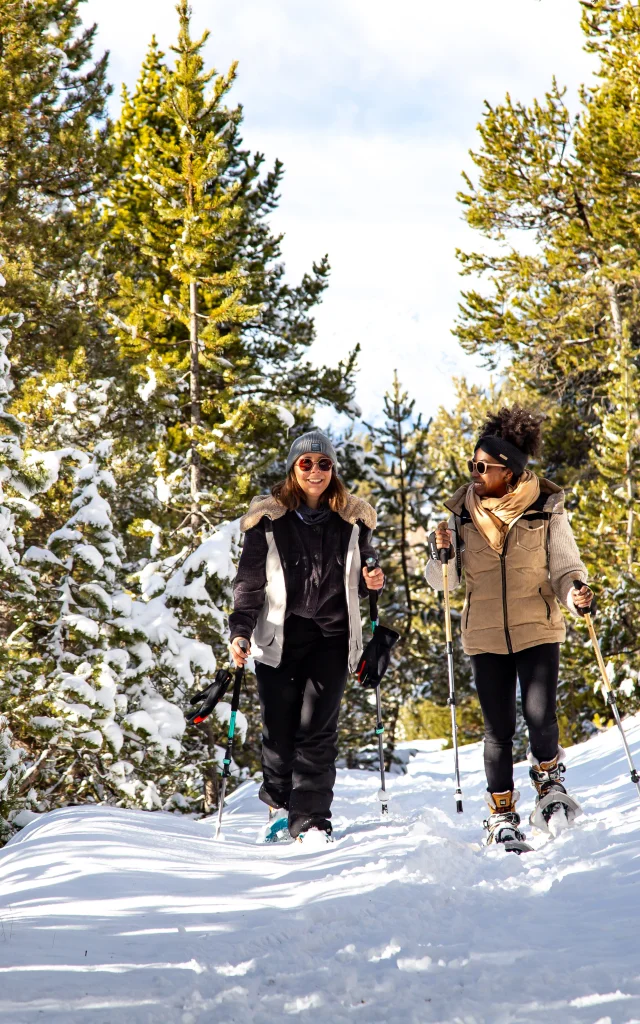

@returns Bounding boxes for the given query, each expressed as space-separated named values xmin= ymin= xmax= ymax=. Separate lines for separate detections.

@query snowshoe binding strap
xmin=483 ymin=790 xmax=531 ymax=852
xmin=484 ymin=810 xmax=529 ymax=849
xmin=529 ymin=754 xmax=582 ymax=833
xmin=529 ymin=756 xmax=567 ymax=822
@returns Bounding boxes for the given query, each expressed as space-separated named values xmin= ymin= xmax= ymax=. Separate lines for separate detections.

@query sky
xmin=82 ymin=0 xmax=595 ymax=426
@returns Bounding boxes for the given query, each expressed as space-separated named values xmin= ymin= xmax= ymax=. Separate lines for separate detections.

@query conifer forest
xmin=1 ymin=0 xmax=640 ymax=841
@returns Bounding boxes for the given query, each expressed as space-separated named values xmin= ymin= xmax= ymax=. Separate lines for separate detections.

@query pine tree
xmin=108 ymin=5 xmax=263 ymax=535
xmin=344 ymin=373 xmax=454 ymax=763
xmin=452 ymin=0 xmax=640 ymax=735
xmin=91 ymin=4 xmax=361 ymax=809
xmin=0 ymin=0 xmax=111 ymax=377
xmin=100 ymin=7 xmax=358 ymax=545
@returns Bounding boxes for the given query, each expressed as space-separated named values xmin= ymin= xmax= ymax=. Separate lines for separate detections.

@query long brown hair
xmin=272 ymin=468 xmax=349 ymax=512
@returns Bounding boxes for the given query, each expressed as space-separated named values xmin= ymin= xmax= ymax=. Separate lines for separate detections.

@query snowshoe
xmin=528 ymin=752 xmax=582 ymax=836
xmin=257 ymin=807 xmax=293 ymax=844
xmin=264 ymin=815 xmax=292 ymax=844
xmin=484 ymin=790 xmax=533 ymax=855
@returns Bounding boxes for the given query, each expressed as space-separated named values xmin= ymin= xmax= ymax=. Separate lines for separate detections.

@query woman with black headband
xmin=228 ymin=430 xmax=384 ymax=845
xmin=426 ymin=406 xmax=593 ymax=848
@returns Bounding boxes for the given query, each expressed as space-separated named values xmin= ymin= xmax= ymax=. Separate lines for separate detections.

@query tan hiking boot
xmin=529 ymin=754 xmax=565 ymax=796
xmin=483 ymin=789 xmax=529 ymax=850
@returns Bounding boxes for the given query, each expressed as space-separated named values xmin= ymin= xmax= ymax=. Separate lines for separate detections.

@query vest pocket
xmin=465 ymin=528 xmax=489 ymax=552
xmin=465 ymin=592 xmax=472 ymax=628
xmin=539 ymin=587 xmax=551 ymax=620
xmin=517 ymin=523 xmax=545 ymax=549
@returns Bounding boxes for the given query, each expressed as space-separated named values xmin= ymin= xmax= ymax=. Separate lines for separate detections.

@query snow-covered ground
xmin=1 ymin=721 xmax=640 ymax=1024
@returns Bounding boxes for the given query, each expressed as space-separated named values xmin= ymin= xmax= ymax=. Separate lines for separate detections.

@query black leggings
xmin=255 ymin=616 xmax=349 ymax=838
xmin=470 ymin=642 xmax=560 ymax=794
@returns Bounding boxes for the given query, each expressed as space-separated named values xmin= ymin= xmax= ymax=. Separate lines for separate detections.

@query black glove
xmin=428 ymin=530 xmax=453 ymax=563
xmin=187 ymin=668 xmax=232 ymax=725
xmin=356 ymin=625 xmax=400 ymax=688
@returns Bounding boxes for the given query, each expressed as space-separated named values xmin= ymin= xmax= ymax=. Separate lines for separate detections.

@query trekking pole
xmin=366 ymin=556 xmax=388 ymax=815
xmin=441 ymin=548 xmax=463 ymax=813
xmin=215 ymin=638 xmax=249 ymax=839
xmin=573 ymin=581 xmax=640 ymax=802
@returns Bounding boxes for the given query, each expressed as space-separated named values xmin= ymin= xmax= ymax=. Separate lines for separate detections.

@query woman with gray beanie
xmin=229 ymin=430 xmax=384 ymax=845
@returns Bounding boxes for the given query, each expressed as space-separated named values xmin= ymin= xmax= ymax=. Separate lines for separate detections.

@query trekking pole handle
xmin=428 ymin=529 xmax=452 ymax=564
xmin=230 ymin=637 xmax=250 ymax=669
xmin=572 ymin=579 xmax=592 ymax=617
xmin=366 ymin=556 xmax=379 ymax=624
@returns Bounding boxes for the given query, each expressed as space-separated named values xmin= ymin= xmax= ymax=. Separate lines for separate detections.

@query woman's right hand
xmin=230 ymin=637 xmax=251 ymax=668
xmin=435 ymin=521 xmax=453 ymax=550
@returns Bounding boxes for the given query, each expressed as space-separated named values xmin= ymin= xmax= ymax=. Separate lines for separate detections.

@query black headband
xmin=475 ymin=435 xmax=528 ymax=476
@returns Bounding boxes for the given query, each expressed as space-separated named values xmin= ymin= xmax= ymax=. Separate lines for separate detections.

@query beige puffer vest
xmin=445 ymin=479 xmax=567 ymax=656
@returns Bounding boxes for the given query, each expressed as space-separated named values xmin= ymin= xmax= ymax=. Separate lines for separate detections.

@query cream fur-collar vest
xmin=240 ymin=493 xmax=377 ymax=532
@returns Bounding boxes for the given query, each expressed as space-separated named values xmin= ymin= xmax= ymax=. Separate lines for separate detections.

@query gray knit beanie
xmin=286 ymin=430 xmax=338 ymax=473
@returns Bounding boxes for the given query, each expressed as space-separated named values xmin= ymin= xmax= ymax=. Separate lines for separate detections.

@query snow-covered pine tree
xmin=0 ymin=311 xmax=40 ymax=618
xmin=7 ymin=440 xmax=217 ymax=816
xmin=0 ymin=310 xmax=38 ymax=836
xmin=0 ymin=294 xmax=99 ymax=836
xmin=0 ymin=714 xmax=27 ymax=841
xmin=134 ymin=516 xmax=250 ymax=813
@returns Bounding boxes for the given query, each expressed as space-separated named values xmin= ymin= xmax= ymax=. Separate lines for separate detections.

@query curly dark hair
xmin=478 ymin=404 xmax=544 ymax=458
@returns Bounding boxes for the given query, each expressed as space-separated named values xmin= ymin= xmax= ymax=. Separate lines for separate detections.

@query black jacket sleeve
xmin=228 ymin=521 xmax=268 ymax=642
xmin=358 ymin=523 xmax=379 ymax=599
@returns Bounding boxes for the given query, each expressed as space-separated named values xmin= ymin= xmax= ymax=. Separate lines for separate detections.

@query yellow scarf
xmin=466 ymin=471 xmax=540 ymax=553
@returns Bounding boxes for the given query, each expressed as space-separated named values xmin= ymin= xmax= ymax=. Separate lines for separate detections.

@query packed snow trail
xmin=1 ymin=722 xmax=640 ymax=1024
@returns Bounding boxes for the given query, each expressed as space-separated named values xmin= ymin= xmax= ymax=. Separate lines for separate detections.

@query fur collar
xmin=240 ymin=493 xmax=377 ymax=532
xmin=444 ymin=476 xmax=564 ymax=517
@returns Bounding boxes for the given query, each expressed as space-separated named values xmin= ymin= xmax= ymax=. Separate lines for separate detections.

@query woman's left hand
xmin=363 ymin=566 xmax=384 ymax=591
xmin=572 ymin=584 xmax=594 ymax=610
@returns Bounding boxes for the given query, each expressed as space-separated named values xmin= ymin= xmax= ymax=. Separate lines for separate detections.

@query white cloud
xmin=82 ymin=0 xmax=594 ymax=422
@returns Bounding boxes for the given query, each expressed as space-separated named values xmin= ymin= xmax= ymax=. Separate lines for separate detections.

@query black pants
xmin=471 ymin=642 xmax=560 ymax=794
xmin=255 ymin=616 xmax=349 ymax=838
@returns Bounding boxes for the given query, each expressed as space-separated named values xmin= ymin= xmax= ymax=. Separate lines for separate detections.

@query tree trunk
xmin=392 ymin=379 xmax=413 ymax=632
xmin=385 ymin=700 xmax=401 ymax=771
xmin=607 ymin=282 xmax=634 ymax=568
xmin=189 ymin=276 xmax=202 ymax=533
